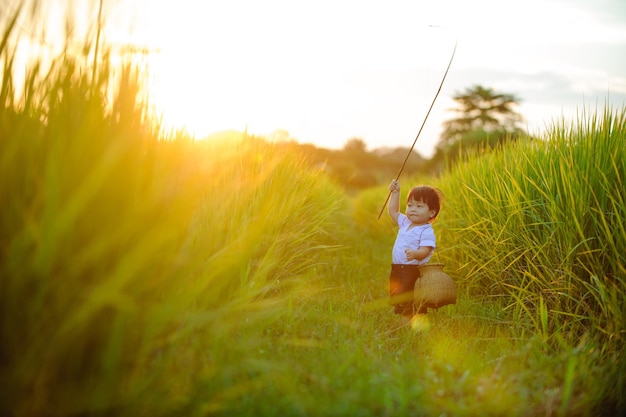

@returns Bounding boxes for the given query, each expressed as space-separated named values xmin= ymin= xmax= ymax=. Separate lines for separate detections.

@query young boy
xmin=387 ymin=179 xmax=443 ymax=330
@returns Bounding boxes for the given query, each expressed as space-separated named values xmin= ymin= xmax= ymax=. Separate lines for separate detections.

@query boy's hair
xmin=406 ymin=185 xmax=444 ymax=222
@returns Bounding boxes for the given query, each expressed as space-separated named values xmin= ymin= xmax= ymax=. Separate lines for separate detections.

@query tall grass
xmin=435 ymin=106 xmax=626 ymax=412
xmin=3 ymin=3 xmax=626 ymax=416
xmin=0 ymin=7 xmax=344 ymax=416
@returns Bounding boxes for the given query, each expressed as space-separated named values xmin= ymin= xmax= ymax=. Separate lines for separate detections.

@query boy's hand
xmin=389 ymin=179 xmax=400 ymax=193
xmin=404 ymin=248 xmax=416 ymax=261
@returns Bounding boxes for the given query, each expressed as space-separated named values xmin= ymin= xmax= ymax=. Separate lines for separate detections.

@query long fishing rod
xmin=377 ymin=32 xmax=457 ymax=220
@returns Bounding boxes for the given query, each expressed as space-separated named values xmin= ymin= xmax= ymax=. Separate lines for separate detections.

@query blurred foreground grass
xmin=1 ymin=6 xmax=344 ymax=415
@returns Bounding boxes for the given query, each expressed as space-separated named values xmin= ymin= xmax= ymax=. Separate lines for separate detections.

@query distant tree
xmin=343 ymin=137 xmax=368 ymax=153
xmin=342 ymin=137 xmax=380 ymax=172
xmin=270 ymin=129 xmax=292 ymax=143
xmin=437 ymin=85 xmax=525 ymax=154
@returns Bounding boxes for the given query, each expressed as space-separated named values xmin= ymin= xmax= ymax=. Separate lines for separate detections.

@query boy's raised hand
xmin=389 ymin=179 xmax=400 ymax=193
xmin=387 ymin=179 xmax=401 ymax=222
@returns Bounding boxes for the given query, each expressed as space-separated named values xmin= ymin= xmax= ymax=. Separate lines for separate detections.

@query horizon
xmin=6 ymin=0 xmax=626 ymax=158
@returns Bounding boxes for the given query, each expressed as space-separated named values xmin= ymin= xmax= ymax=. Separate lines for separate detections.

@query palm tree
xmin=438 ymin=85 xmax=525 ymax=153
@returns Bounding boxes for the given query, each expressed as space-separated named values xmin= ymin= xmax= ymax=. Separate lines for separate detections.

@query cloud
xmin=566 ymin=0 xmax=626 ymax=27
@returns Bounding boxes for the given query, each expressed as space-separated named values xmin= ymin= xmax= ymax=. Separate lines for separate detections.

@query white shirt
xmin=391 ymin=213 xmax=436 ymax=265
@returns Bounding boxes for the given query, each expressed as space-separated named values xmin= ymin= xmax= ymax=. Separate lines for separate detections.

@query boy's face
xmin=406 ymin=198 xmax=436 ymax=225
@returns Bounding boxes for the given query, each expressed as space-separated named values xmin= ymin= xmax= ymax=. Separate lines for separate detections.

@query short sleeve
xmin=419 ymin=226 xmax=436 ymax=248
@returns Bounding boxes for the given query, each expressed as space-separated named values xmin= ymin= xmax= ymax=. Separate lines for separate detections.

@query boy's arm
xmin=405 ymin=246 xmax=433 ymax=261
xmin=388 ymin=180 xmax=400 ymax=223
xmin=405 ymin=227 xmax=436 ymax=261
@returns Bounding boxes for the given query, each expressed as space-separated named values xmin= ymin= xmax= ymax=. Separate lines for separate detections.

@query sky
xmin=9 ymin=0 xmax=626 ymax=157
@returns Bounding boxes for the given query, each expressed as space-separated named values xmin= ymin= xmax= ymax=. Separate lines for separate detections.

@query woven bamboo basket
xmin=414 ymin=263 xmax=457 ymax=309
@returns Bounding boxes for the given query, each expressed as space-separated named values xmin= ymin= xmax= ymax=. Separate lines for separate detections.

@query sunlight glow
xmin=100 ymin=0 xmax=626 ymax=153
xmin=115 ymin=0 xmax=456 ymax=149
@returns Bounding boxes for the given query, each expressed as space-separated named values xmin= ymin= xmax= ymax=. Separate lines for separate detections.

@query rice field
xmin=1 ymin=5 xmax=624 ymax=416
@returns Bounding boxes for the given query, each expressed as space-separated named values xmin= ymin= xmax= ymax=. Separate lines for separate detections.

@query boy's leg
xmin=389 ymin=266 xmax=419 ymax=317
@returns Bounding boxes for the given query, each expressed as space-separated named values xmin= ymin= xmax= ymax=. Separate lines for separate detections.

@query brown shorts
xmin=389 ymin=264 xmax=426 ymax=315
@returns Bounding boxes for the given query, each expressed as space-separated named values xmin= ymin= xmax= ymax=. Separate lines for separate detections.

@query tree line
xmin=276 ymin=84 xmax=528 ymax=192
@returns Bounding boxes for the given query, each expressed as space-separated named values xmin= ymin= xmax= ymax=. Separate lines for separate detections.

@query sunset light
xmin=3 ymin=1 xmax=626 ymax=415
xmin=132 ymin=0 xmax=456 ymax=150
xmin=125 ymin=0 xmax=626 ymax=155
xmin=11 ymin=0 xmax=625 ymax=155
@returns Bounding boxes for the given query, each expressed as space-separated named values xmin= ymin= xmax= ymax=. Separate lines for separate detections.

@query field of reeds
xmin=1 ymin=5 xmax=624 ymax=417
